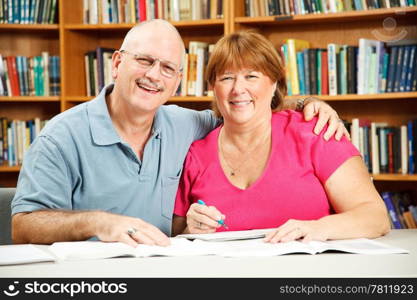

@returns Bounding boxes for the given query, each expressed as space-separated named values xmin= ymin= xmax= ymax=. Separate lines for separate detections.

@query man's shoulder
xmin=40 ymin=101 xmax=89 ymax=139
xmin=157 ymin=105 xmax=216 ymax=129
xmin=159 ymin=104 xmax=213 ymax=120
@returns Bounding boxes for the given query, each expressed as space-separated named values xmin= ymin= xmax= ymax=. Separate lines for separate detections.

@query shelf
xmin=66 ymin=96 xmax=214 ymax=102
xmin=286 ymin=92 xmax=417 ymax=102
xmin=373 ymin=174 xmax=417 ymax=181
xmin=0 ymin=164 xmax=20 ymax=172
xmin=67 ymin=92 xmax=417 ymax=103
xmin=0 ymin=24 xmax=59 ymax=30
xmin=0 ymin=96 xmax=60 ymax=102
xmin=234 ymin=7 xmax=417 ymax=25
xmin=64 ymin=19 xmax=225 ymax=30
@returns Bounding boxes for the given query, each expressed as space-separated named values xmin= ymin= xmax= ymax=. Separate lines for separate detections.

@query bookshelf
xmin=230 ymin=1 xmax=417 ymax=195
xmin=1 ymin=0 xmax=417 ymax=195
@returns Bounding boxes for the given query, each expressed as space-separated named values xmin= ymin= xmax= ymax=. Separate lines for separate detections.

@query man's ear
xmin=172 ymin=72 xmax=183 ymax=96
xmin=111 ymin=51 xmax=122 ymax=79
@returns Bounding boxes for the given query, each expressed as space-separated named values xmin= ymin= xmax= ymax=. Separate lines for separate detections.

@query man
xmin=12 ymin=20 xmax=347 ymax=247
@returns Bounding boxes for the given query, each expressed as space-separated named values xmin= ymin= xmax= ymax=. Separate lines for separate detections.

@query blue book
xmin=409 ymin=205 xmax=417 ymax=224
xmin=393 ymin=46 xmax=404 ymax=92
xmin=15 ymin=56 xmax=24 ymax=95
xmin=381 ymin=192 xmax=403 ymax=229
xmin=296 ymin=52 xmax=305 ymax=95
xmin=22 ymin=56 xmax=29 ymax=96
xmin=377 ymin=44 xmax=386 ymax=93
xmin=303 ymin=49 xmax=310 ymax=95
xmin=399 ymin=46 xmax=410 ymax=92
xmin=386 ymin=46 xmax=397 ymax=92
xmin=408 ymin=120 xmax=415 ymax=174
xmin=405 ymin=45 xmax=416 ymax=92
xmin=282 ymin=44 xmax=292 ymax=96
xmin=413 ymin=53 xmax=417 ymax=91
xmin=381 ymin=52 xmax=389 ymax=93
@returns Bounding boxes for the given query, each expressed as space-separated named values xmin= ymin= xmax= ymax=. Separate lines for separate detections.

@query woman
xmin=172 ymin=31 xmax=390 ymax=243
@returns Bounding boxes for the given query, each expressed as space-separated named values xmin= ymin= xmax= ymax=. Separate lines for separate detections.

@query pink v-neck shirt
xmin=174 ymin=110 xmax=360 ymax=231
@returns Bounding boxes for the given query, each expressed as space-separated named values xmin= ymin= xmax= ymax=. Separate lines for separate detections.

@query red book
xmin=321 ymin=50 xmax=328 ymax=95
xmin=139 ymin=0 xmax=146 ymax=21
xmin=6 ymin=56 xmax=20 ymax=96
xmin=154 ymin=0 xmax=158 ymax=18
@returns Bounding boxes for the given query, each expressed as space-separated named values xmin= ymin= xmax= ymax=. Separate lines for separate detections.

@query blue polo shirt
xmin=11 ymin=84 xmax=219 ymax=236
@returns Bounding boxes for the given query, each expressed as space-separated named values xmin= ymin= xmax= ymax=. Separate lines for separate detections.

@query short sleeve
xmin=191 ymin=109 xmax=221 ymax=141
xmin=173 ymin=148 xmax=201 ymax=217
xmin=11 ymin=136 xmax=73 ymax=215
xmin=311 ymin=131 xmax=361 ymax=183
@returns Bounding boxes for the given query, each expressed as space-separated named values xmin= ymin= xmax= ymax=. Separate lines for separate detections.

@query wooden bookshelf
xmin=234 ymin=6 xmax=417 ymax=25
xmin=1 ymin=0 xmax=416 ymax=192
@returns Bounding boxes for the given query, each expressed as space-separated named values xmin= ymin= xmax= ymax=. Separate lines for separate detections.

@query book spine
xmin=303 ymin=49 xmax=310 ymax=95
xmin=393 ymin=46 xmax=404 ymax=92
xmin=328 ymin=44 xmax=338 ymax=96
xmin=408 ymin=120 xmax=415 ymax=174
xmin=381 ymin=192 xmax=403 ymax=229
xmin=405 ymin=45 xmax=416 ymax=92
xmin=296 ymin=51 xmax=305 ymax=95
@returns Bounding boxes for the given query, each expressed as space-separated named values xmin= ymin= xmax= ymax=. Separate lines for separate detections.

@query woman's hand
xmin=185 ymin=203 xmax=226 ymax=234
xmin=302 ymin=97 xmax=350 ymax=141
xmin=264 ymin=219 xmax=329 ymax=243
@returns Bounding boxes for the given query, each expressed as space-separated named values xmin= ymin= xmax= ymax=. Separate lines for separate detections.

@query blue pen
xmin=197 ymin=199 xmax=229 ymax=229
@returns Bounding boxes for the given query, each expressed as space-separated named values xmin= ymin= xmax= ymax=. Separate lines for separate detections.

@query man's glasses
xmin=119 ymin=50 xmax=181 ymax=78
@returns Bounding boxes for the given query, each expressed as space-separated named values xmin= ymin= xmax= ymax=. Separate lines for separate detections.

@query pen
xmin=197 ymin=199 xmax=229 ymax=229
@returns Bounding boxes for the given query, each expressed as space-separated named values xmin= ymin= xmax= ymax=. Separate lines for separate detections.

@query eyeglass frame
xmin=119 ymin=49 xmax=182 ymax=78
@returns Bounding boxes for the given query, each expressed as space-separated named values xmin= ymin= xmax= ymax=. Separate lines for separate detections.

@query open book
xmin=48 ymin=236 xmax=409 ymax=261
xmin=0 ymin=244 xmax=56 ymax=265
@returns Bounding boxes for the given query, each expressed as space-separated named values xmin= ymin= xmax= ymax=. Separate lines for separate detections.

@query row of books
xmin=177 ymin=41 xmax=215 ymax=97
xmin=83 ymin=0 xmax=223 ymax=24
xmin=0 ymin=53 xmax=60 ymax=97
xmin=0 ymin=0 xmax=58 ymax=24
xmin=281 ymin=38 xmax=417 ymax=96
xmin=0 ymin=117 xmax=48 ymax=166
xmin=348 ymin=118 xmax=417 ymax=175
xmin=381 ymin=191 xmax=417 ymax=229
xmin=244 ymin=0 xmax=416 ymax=17
xmin=84 ymin=47 xmax=114 ymax=96
xmin=85 ymin=42 xmax=215 ymax=97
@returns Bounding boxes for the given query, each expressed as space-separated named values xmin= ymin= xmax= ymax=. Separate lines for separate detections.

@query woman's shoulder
xmin=272 ymin=110 xmax=320 ymax=134
xmin=188 ymin=126 xmax=220 ymax=155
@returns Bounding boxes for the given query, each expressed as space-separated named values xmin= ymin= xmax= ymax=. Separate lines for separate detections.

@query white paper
xmin=177 ymin=228 xmax=275 ymax=242
xmin=48 ymin=236 xmax=409 ymax=261
xmin=0 ymin=244 xmax=56 ymax=265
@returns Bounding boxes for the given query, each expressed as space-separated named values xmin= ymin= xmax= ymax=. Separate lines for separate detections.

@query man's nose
xmin=144 ymin=60 xmax=162 ymax=80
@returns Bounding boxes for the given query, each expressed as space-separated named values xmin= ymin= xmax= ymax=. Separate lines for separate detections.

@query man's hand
xmin=302 ymin=97 xmax=350 ymax=141
xmin=95 ymin=212 xmax=170 ymax=247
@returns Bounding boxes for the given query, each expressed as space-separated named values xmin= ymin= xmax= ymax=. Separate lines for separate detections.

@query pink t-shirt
xmin=174 ymin=110 xmax=360 ymax=231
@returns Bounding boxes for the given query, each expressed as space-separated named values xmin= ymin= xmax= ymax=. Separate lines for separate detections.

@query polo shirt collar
xmin=87 ymin=84 xmax=121 ymax=146
xmin=87 ymin=84 xmax=165 ymax=145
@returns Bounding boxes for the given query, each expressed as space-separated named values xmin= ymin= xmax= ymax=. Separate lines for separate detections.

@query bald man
xmin=11 ymin=20 xmax=346 ymax=246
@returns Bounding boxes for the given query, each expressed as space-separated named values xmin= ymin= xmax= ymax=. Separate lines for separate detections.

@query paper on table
xmin=49 ymin=238 xmax=219 ymax=260
xmin=177 ymin=228 xmax=275 ymax=242
xmin=48 ymin=236 xmax=409 ymax=261
xmin=0 ymin=244 xmax=56 ymax=265
xmin=213 ymin=238 xmax=410 ymax=257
